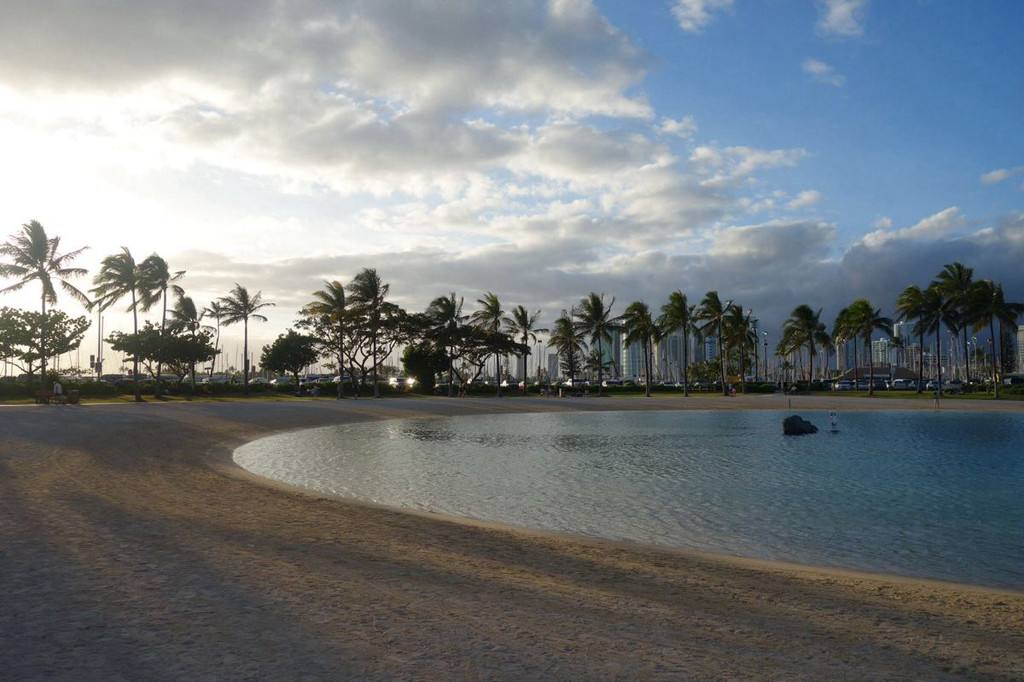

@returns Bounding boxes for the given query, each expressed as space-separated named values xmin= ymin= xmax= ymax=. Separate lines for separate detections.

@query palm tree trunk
xmin=963 ymin=328 xmax=970 ymax=383
xmin=597 ymin=337 xmax=604 ymax=396
xmin=39 ymin=290 xmax=47 ymax=389
xmin=131 ymin=289 xmax=141 ymax=402
xmin=243 ymin=317 xmax=249 ymax=395
xmin=495 ymin=349 xmax=501 ymax=397
xmin=371 ymin=328 xmax=379 ymax=398
xmin=644 ymin=339 xmax=651 ymax=397
xmin=448 ymin=345 xmax=454 ymax=397
xmin=682 ymin=328 xmax=689 ymax=397
xmin=156 ymin=285 xmax=166 ymax=396
xmin=936 ymin=330 xmax=943 ymax=395
xmin=808 ymin=342 xmax=814 ymax=388
xmin=917 ymin=329 xmax=924 ymax=393
xmin=718 ymin=320 xmax=727 ymax=396
xmin=852 ymin=338 xmax=859 ymax=389
xmin=867 ymin=335 xmax=875 ymax=396
xmin=990 ymin=319 xmax=999 ymax=399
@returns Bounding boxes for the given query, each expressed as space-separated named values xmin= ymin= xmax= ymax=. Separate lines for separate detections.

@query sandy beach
xmin=2 ymin=394 xmax=1023 ymax=680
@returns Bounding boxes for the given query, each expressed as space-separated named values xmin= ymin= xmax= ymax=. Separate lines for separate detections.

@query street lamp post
xmin=762 ymin=332 xmax=768 ymax=384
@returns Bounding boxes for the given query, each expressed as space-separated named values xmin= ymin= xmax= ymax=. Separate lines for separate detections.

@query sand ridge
xmin=2 ymin=394 xmax=1023 ymax=680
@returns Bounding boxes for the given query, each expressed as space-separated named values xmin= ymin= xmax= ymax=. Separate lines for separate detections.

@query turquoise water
xmin=234 ymin=410 xmax=1024 ymax=588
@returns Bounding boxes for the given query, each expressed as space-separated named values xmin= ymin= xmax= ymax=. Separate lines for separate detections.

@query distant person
xmin=52 ymin=380 xmax=63 ymax=397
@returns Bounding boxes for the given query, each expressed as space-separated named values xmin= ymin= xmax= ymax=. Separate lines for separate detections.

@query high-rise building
xmin=547 ymin=352 xmax=560 ymax=382
xmin=872 ymin=338 xmax=890 ymax=366
xmin=621 ymin=339 xmax=645 ymax=380
xmin=655 ymin=330 xmax=685 ymax=382
xmin=1017 ymin=325 xmax=1024 ymax=374
xmin=601 ymin=328 xmax=623 ymax=378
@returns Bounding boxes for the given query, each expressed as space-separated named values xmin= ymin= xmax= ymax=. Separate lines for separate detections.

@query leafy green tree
xmin=895 ymin=285 xmax=928 ymax=393
xmin=933 ymin=262 xmax=975 ymax=381
xmin=202 ymin=300 xmax=226 ymax=377
xmin=425 ymin=292 xmax=466 ymax=396
xmin=918 ymin=285 xmax=957 ymax=393
xmin=0 ymin=307 xmax=90 ymax=380
xmin=658 ymin=291 xmax=695 ymax=395
xmin=842 ymin=299 xmax=891 ymax=396
xmin=782 ymin=304 xmax=830 ymax=384
xmin=621 ymin=301 xmax=659 ymax=397
xmin=574 ymin=293 xmax=616 ymax=396
xmin=0 ymin=221 xmax=89 ymax=387
xmin=139 ymin=254 xmax=184 ymax=393
xmin=968 ymin=280 xmax=1024 ymax=397
xmin=169 ymin=295 xmax=216 ymax=389
xmin=723 ymin=304 xmax=757 ymax=392
xmin=260 ymin=330 xmax=318 ymax=386
xmin=300 ymin=280 xmax=349 ymax=399
xmin=470 ymin=291 xmax=508 ymax=396
xmin=547 ymin=308 xmax=586 ymax=389
xmin=505 ymin=304 xmax=546 ymax=391
xmin=402 ymin=341 xmax=447 ymax=393
xmin=696 ymin=291 xmax=733 ymax=395
xmin=347 ymin=268 xmax=393 ymax=398
xmin=217 ymin=284 xmax=274 ymax=395
xmin=91 ymin=248 xmax=151 ymax=401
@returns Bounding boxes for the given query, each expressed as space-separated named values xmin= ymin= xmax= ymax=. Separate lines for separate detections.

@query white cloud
xmin=802 ymin=58 xmax=845 ymax=87
xmin=689 ymin=145 xmax=808 ymax=188
xmin=658 ymin=116 xmax=698 ymax=139
xmin=816 ymin=0 xmax=867 ymax=37
xmin=860 ymin=206 xmax=966 ymax=247
xmin=980 ymin=166 xmax=1024 ymax=185
xmin=873 ymin=216 xmax=893 ymax=229
xmin=787 ymin=190 xmax=823 ymax=209
xmin=671 ymin=0 xmax=733 ymax=33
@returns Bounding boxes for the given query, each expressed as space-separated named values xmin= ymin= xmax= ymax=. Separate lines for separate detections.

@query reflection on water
xmin=235 ymin=410 xmax=1024 ymax=588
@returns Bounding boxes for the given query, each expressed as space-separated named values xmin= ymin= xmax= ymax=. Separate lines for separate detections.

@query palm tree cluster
xmin=3 ymin=222 xmax=1023 ymax=400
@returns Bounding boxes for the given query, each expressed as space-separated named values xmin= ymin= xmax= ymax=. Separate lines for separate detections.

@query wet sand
xmin=2 ymin=394 xmax=1023 ymax=680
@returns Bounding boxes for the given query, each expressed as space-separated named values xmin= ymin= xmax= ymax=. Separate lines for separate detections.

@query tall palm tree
xmin=303 ymin=280 xmax=348 ymax=399
xmin=969 ymin=280 xmax=1024 ymax=398
xmin=505 ymin=304 xmax=547 ymax=393
xmin=91 ymin=248 xmax=151 ymax=401
xmin=139 ymin=254 xmax=184 ymax=394
xmin=723 ymin=305 xmax=758 ymax=393
xmin=217 ymin=284 xmax=274 ymax=395
xmin=919 ymin=285 xmax=957 ymax=394
xmin=620 ymin=301 xmax=659 ymax=397
xmin=845 ymin=298 xmax=891 ymax=396
xmin=470 ymin=292 xmax=507 ymax=397
xmin=658 ymin=291 xmax=695 ymax=395
xmin=347 ymin=268 xmax=388 ymax=398
xmin=203 ymin=300 xmax=226 ymax=377
xmin=832 ymin=306 xmax=859 ymax=387
xmin=0 ymin=221 xmax=89 ymax=386
xmin=782 ymin=305 xmax=829 ymax=386
xmin=426 ymin=292 xmax=466 ymax=397
xmin=933 ymin=262 xmax=974 ymax=382
xmin=696 ymin=291 xmax=733 ymax=395
xmin=574 ymin=293 xmax=616 ymax=396
xmin=547 ymin=308 xmax=586 ymax=389
xmin=895 ymin=285 xmax=928 ymax=393
xmin=168 ymin=295 xmax=208 ymax=390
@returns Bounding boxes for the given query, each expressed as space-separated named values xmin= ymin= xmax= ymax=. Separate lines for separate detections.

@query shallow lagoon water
xmin=234 ymin=410 xmax=1024 ymax=588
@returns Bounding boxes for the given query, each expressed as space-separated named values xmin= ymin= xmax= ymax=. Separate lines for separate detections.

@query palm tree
xmin=845 ymin=299 xmax=891 ymax=396
xmin=895 ymin=285 xmax=928 ymax=393
xmin=696 ymin=291 xmax=732 ymax=395
xmin=547 ymin=309 xmax=586 ymax=389
xmin=0 ymin=221 xmax=89 ymax=387
xmin=426 ymin=292 xmax=466 ymax=397
xmin=658 ymin=291 xmax=695 ymax=396
xmin=933 ymin=262 xmax=974 ymax=382
xmin=347 ymin=268 xmax=388 ymax=398
xmin=969 ymin=280 xmax=1024 ymax=398
xmin=203 ymin=300 xmax=226 ymax=377
xmin=168 ymin=295 xmax=207 ymax=390
xmin=139 ymin=254 xmax=184 ymax=394
xmin=620 ymin=301 xmax=659 ymax=397
xmin=723 ymin=304 xmax=757 ymax=393
xmin=574 ymin=293 xmax=616 ymax=396
xmin=505 ymin=305 xmax=547 ymax=393
xmin=919 ymin=285 xmax=957 ymax=394
xmin=303 ymin=280 xmax=348 ymax=399
xmin=782 ymin=305 xmax=829 ymax=386
xmin=217 ymin=284 xmax=274 ymax=395
xmin=470 ymin=292 xmax=507 ymax=396
xmin=91 ymin=248 xmax=151 ymax=401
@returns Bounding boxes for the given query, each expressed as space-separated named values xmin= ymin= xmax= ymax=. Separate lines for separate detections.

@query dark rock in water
xmin=783 ymin=415 xmax=818 ymax=436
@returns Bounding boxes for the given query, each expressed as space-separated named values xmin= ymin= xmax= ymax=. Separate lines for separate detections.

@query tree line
xmin=3 ymin=221 xmax=1022 ymax=400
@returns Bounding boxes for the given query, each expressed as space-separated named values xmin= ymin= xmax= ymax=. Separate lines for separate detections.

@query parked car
xmin=833 ymin=380 xmax=854 ymax=391
xmin=249 ymin=377 xmax=268 ymax=385
xmin=888 ymin=378 xmax=916 ymax=390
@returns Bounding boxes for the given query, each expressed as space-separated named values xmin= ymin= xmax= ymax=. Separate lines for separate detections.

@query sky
xmin=1 ymin=0 xmax=1022 ymax=366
